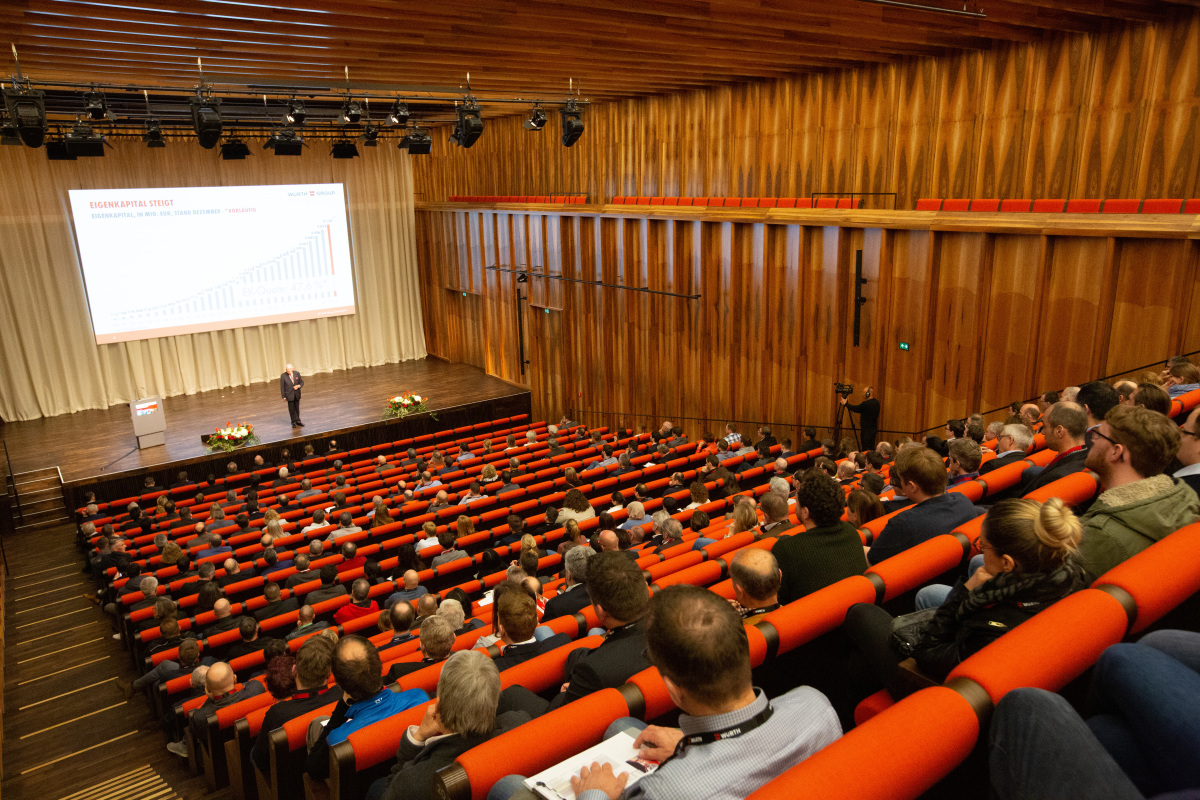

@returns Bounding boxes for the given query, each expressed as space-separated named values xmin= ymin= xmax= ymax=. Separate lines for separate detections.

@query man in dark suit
xmin=253 ymin=581 xmax=299 ymax=622
xmin=491 ymin=592 xmax=570 ymax=672
xmin=999 ymin=402 xmax=1090 ymax=502
xmin=978 ymin=423 xmax=1033 ymax=476
xmin=386 ymin=615 xmax=456 ymax=682
xmin=546 ymin=551 xmax=650 ymax=710
xmin=542 ymin=546 xmax=594 ymax=622
xmin=250 ymin=636 xmax=336 ymax=773
xmin=280 ymin=363 xmax=305 ymax=428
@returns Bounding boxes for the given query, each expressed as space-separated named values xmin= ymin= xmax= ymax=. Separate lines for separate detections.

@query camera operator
xmin=839 ymin=385 xmax=881 ymax=449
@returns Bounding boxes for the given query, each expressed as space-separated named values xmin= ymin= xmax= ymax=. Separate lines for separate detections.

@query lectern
xmin=131 ymin=396 xmax=166 ymax=449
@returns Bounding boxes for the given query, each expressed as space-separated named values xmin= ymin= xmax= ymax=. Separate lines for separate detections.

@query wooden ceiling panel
xmin=2 ymin=0 xmax=1173 ymax=105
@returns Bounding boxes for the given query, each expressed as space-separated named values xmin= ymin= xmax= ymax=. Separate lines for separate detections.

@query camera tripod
xmin=834 ymin=396 xmax=861 ymax=451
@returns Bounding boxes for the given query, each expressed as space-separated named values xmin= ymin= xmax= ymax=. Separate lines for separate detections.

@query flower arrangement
xmin=207 ymin=421 xmax=260 ymax=453
xmin=383 ymin=392 xmax=433 ymax=420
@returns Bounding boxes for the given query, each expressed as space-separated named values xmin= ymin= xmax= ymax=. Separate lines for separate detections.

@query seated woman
xmin=844 ymin=497 xmax=1088 ymax=700
xmin=846 ymin=488 xmax=884 ymax=527
xmin=556 ymin=488 xmax=596 ymax=524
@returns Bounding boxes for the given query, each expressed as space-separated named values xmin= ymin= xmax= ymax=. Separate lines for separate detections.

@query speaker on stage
xmin=131 ymin=396 xmax=166 ymax=449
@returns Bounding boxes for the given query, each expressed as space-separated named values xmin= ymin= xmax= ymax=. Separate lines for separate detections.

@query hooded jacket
xmin=1078 ymin=475 xmax=1200 ymax=580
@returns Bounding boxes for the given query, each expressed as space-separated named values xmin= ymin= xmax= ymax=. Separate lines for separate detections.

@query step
xmin=16 ymin=496 xmax=67 ymax=515
xmin=14 ymin=476 xmax=62 ymax=492
xmin=13 ymin=467 xmax=61 ymax=481
xmin=16 ymin=516 xmax=71 ymax=532
xmin=18 ymin=486 xmax=63 ymax=501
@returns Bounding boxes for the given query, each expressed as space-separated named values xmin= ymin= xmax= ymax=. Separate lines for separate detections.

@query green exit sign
xmin=899 ymin=341 xmax=911 ymax=351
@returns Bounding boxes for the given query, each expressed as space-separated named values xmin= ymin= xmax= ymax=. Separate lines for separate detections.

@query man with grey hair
xmin=543 ymin=545 xmax=594 ymax=622
xmin=127 ymin=575 xmax=161 ymax=613
xmin=979 ymin=423 xmax=1033 ymax=476
xmin=769 ymin=475 xmax=792 ymax=502
xmin=729 ymin=548 xmax=782 ymax=619
xmin=273 ymin=466 xmax=290 ymax=489
xmin=387 ymin=615 xmax=458 ymax=681
xmin=653 ymin=517 xmax=685 ymax=553
xmin=436 ymin=598 xmax=467 ymax=632
xmin=326 ymin=511 xmax=361 ymax=541
xmin=618 ymin=501 xmax=651 ymax=532
xmin=153 ymin=532 xmax=169 ymax=551
xmin=1061 ymin=386 xmax=1080 ymax=403
xmin=281 ymin=362 xmax=304 ymax=428
xmin=368 ymin=651 xmax=531 ymax=800
xmin=985 ymin=420 xmax=1005 ymax=441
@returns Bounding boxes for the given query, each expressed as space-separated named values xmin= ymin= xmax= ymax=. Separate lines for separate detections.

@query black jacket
xmin=250 ymin=686 xmax=338 ymax=773
xmin=978 ymin=450 xmax=1027 ymax=476
xmin=253 ymin=597 xmax=300 ymax=622
xmin=547 ymin=620 xmax=649 ymax=710
xmin=491 ymin=634 xmax=571 ymax=672
xmin=541 ymin=583 xmax=591 ymax=622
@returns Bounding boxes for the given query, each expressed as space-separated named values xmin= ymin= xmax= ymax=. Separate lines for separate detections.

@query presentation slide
xmin=68 ymin=183 xmax=356 ymax=344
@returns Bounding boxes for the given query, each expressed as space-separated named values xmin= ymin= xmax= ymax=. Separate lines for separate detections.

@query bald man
xmin=729 ymin=548 xmax=782 ymax=619
xmin=385 ymin=570 xmax=428 ymax=606
xmin=201 ymin=598 xmax=242 ymax=638
xmin=281 ymin=363 xmax=305 ymax=428
xmin=179 ymin=661 xmax=266 ymax=756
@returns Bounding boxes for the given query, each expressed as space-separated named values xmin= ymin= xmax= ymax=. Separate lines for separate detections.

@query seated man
xmin=286 ymin=604 xmax=330 ymax=641
xmin=998 ymin=402 xmax=1090 ymax=501
xmin=338 ymin=541 xmax=367 ymax=573
xmin=305 ymin=564 xmax=349 ymax=606
xmin=490 ymin=591 xmax=570 ymax=671
xmin=254 ymin=581 xmax=299 ymax=622
xmin=542 ymin=546 xmax=594 ymax=622
xmin=867 ymin=447 xmax=982 ymax=565
xmin=123 ymin=637 xmax=209 ymax=697
xmin=385 ymin=570 xmax=429 ymax=606
xmin=946 ymin=438 xmax=983 ymax=487
xmin=729 ymin=548 xmax=782 ymax=619
xmin=333 ymin=578 xmax=379 ymax=625
xmin=1079 ymin=405 xmax=1200 ymax=579
xmin=772 ymin=470 xmax=868 ymax=603
xmin=368 ymin=651 xmax=532 ymax=800
xmin=386 ymin=615 xmax=456 ymax=682
xmin=979 ymin=424 xmax=1033 ymax=475
xmin=226 ymin=617 xmax=275 ymax=660
xmin=306 ymin=636 xmax=429 ymax=778
xmin=492 ymin=585 xmax=841 ymax=800
xmin=326 ymin=511 xmax=362 ymax=541
xmin=177 ymin=661 xmax=266 ymax=757
xmin=201 ymin=598 xmax=242 ymax=638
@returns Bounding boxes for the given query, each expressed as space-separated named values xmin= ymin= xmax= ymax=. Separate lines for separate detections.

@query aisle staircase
xmin=6 ymin=465 xmax=70 ymax=531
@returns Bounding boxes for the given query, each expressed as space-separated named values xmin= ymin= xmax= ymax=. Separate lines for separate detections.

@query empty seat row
xmin=917 ymin=198 xmax=1200 ymax=213
xmin=447 ymin=195 xmax=587 ymax=204
xmin=611 ymin=196 xmax=863 ymax=209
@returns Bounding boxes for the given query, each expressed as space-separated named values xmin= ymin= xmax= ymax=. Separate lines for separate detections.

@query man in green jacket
xmin=1080 ymin=405 xmax=1200 ymax=580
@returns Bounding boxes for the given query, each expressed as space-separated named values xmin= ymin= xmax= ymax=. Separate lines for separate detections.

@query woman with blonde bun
xmin=845 ymin=497 xmax=1089 ymax=699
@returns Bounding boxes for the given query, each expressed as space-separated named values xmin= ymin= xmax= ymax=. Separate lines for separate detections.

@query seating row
xmin=446 ymin=195 xmax=587 ymax=204
xmin=612 ymin=196 xmax=863 ymax=208
xmin=916 ymin=198 xmax=1200 ymax=213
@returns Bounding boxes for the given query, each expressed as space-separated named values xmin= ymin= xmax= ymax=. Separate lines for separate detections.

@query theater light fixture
xmin=561 ymin=99 xmax=584 ymax=147
xmin=449 ymin=101 xmax=483 ymax=149
xmin=143 ymin=118 xmax=166 ymax=148
xmin=83 ymin=89 xmax=115 ymax=121
xmin=220 ymin=138 xmax=251 ymax=160
xmin=338 ymin=98 xmax=362 ymax=125
xmin=65 ymin=121 xmax=110 ymax=156
xmin=398 ymin=126 xmax=432 ymax=155
xmin=1 ymin=117 xmax=21 ymax=145
xmin=3 ymin=86 xmax=47 ymax=147
xmin=361 ymin=123 xmax=379 ymax=147
xmin=284 ymin=97 xmax=306 ymax=125
xmin=189 ymin=91 xmax=223 ymax=149
xmin=331 ymin=139 xmax=359 ymax=158
xmin=263 ymin=127 xmax=305 ymax=155
xmin=387 ymin=100 xmax=409 ymax=127
xmin=524 ymin=104 xmax=547 ymax=131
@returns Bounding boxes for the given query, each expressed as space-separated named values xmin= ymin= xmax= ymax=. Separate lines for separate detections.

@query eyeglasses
xmin=1181 ymin=428 xmax=1200 ymax=439
xmin=972 ymin=536 xmax=997 ymax=553
xmin=1092 ymin=429 xmax=1120 ymax=447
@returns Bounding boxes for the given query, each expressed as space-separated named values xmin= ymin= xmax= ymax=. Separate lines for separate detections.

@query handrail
xmin=571 ymin=409 xmax=910 ymax=440
xmin=2 ymin=439 xmax=21 ymax=525
xmin=914 ymin=348 xmax=1200 ymax=435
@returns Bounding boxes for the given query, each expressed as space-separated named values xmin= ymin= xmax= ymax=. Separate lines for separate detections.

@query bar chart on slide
xmin=69 ymin=183 xmax=356 ymax=344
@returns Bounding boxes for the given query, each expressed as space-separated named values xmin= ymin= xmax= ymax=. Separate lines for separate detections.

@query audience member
xmin=729 ymin=548 xmax=782 ymax=619
xmin=386 ymin=616 xmax=457 ymax=681
xmin=333 ymin=579 xmax=379 ymax=624
xmin=306 ymin=564 xmax=349 ymax=605
xmin=773 ymin=469 xmax=867 ymax=603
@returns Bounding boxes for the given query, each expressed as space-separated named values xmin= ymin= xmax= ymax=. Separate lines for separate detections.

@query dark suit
xmin=280 ymin=370 xmax=304 ymax=426
xmin=547 ymin=620 xmax=649 ymax=710
xmin=491 ymin=634 xmax=570 ymax=672
xmin=978 ymin=450 xmax=1027 ymax=476
xmin=252 ymin=597 xmax=299 ymax=622
xmin=991 ymin=448 xmax=1088 ymax=503
xmin=541 ymin=583 xmax=591 ymax=622
xmin=386 ymin=657 xmax=446 ymax=683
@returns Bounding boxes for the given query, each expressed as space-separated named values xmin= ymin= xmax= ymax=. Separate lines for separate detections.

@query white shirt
xmin=1175 ymin=462 xmax=1200 ymax=479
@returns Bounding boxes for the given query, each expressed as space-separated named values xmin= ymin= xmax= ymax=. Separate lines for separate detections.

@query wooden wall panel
xmin=1033 ymin=237 xmax=1110 ymax=392
xmin=1105 ymin=239 xmax=1188 ymax=375
xmin=981 ymin=234 xmax=1044 ymax=406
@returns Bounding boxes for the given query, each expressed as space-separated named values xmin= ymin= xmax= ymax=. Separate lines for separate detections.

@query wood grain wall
xmin=416 ymin=206 xmax=1200 ymax=441
xmin=412 ymin=9 xmax=1200 ymax=209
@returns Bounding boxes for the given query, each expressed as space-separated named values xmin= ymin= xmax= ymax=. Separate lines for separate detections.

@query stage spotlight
xmin=83 ymin=90 xmax=115 ymax=121
xmin=264 ymin=128 xmax=305 ymax=155
xmin=524 ymin=104 xmax=547 ymax=131
xmin=220 ymin=138 xmax=251 ymax=160
xmin=515 ymin=272 xmax=529 ymax=283
xmin=65 ymin=122 xmax=110 ymax=157
xmin=361 ymin=124 xmax=379 ymax=147
xmin=331 ymin=139 xmax=359 ymax=158
xmin=387 ymin=100 xmax=409 ymax=127
xmin=561 ymin=100 xmax=584 ymax=147
xmin=190 ymin=92 xmax=223 ymax=149
xmin=398 ymin=127 xmax=432 ymax=155
xmin=45 ymin=139 xmax=76 ymax=160
xmin=143 ymin=119 xmax=166 ymax=148
xmin=285 ymin=98 xmax=306 ymax=125
xmin=449 ymin=102 xmax=483 ymax=148
xmin=3 ymin=87 xmax=48 ymax=147
xmin=338 ymin=98 xmax=362 ymax=125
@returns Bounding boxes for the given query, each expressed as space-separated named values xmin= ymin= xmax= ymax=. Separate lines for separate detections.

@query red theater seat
xmin=969 ymin=199 xmax=1000 ymax=211
xmin=649 ymin=197 xmax=665 ymax=206
xmin=663 ymin=197 xmax=678 ymax=206
xmin=1141 ymin=199 xmax=1183 ymax=213
xmin=915 ymin=199 xmax=942 ymax=210
xmin=758 ymin=198 xmax=778 ymax=207
xmin=1032 ymin=199 xmax=1066 ymax=212
xmin=677 ymin=197 xmax=693 ymax=206
xmin=1102 ymin=199 xmax=1141 ymax=213
xmin=815 ymin=197 xmax=837 ymax=209
xmin=794 ymin=198 xmax=813 ymax=209
xmin=999 ymin=199 xmax=1032 ymax=212
xmin=1186 ymin=199 xmax=1200 ymax=213
xmin=1066 ymin=199 xmax=1102 ymax=213
xmin=942 ymin=199 xmax=970 ymax=211
xmin=777 ymin=198 xmax=797 ymax=208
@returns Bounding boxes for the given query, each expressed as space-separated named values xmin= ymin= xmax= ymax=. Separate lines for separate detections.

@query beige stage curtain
xmin=0 ymin=137 xmax=427 ymax=422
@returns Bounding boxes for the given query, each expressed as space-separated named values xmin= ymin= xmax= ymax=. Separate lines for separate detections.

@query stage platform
xmin=0 ymin=358 xmax=530 ymax=501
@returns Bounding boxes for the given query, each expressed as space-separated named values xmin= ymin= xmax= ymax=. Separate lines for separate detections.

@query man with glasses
xmin=1079 ymin=405 xmax=1199 ymax=580
xmin=979 ymin=423 xmax=1033 ymax=475
xmin=1174 ymin=407 xmax=1200 ymax=495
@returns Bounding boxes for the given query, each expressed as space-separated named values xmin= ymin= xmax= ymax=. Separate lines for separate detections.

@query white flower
xmin=412 ymin=395 xmax=422 ymax=402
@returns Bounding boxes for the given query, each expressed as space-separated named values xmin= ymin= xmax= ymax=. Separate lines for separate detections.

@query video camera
xmin=835 ymin=382 xmax=854 ymax=398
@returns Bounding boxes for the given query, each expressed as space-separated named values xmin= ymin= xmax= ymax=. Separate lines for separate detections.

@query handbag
xmin=888 ymin=607 xmax=938 ymax=656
